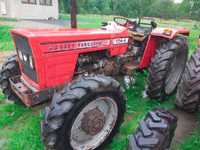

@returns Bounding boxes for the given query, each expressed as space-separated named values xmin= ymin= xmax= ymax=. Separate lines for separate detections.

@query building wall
xmin=0 ymin=0 xmax=10 ymax=18
xmin=0 ymin=0 xmax=59 ymax=19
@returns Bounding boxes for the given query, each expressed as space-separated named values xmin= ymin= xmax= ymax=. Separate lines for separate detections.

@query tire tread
xmin=176 ymin=48 xmax=200 ymax=112
xmin=129 ymin=108 xmax=177 ymax=150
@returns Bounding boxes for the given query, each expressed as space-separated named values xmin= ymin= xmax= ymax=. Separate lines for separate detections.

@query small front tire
xmin=129 ymin=108 xmax=177 ymax=150
xmin=0 ymin=54 xmax=21 ymax=103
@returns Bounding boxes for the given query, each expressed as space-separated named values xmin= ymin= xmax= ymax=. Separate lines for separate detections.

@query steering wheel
xmin=113 ymin=16 xmax=136 ymax=29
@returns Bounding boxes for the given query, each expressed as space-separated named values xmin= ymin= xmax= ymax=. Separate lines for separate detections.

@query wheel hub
xmin=70 ymin=97 xmax=118 ymax=150
xmin=81 ymin=107 xmax=105 ymax=135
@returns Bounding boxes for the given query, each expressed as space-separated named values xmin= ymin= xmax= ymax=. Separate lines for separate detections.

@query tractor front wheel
xmin=0 ymin=54 xmax=21 ymax=103
xmin=176 ymin=48 xmax=200 ymax=112
xmin=41 ymin=75 xmax=126 ymax=150
xmin=147 ymin=35 xmax=188 ymax=100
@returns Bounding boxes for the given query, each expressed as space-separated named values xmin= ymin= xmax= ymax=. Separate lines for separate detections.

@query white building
xmin=0 ymin=0 xmax=59 ymax=19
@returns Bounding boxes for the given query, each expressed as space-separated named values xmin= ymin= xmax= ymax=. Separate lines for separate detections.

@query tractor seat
xmin=129 ymin=26 xmax=152 ymax=42
xmin=134 ymin=26 xmax=152 ymax=35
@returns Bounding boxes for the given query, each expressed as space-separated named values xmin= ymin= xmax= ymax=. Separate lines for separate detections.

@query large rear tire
xmin=41 ymin=75 xmax=126 ymax=150
xmin=129 ymin=108 xmax=177 ymax=150
xmin=176 ymin=48 xmax=200 ymax=112
xmin=147 ymin=35 xmax=188 ymax=100
xmin=0 ymin=54 xmax=21 ymax=103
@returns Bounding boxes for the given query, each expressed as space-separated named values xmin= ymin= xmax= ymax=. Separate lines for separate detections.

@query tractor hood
xmin=11 ymin=28 xmax=129 ymax=41
xmin=10 ymin=27 xmax=130 ymax=90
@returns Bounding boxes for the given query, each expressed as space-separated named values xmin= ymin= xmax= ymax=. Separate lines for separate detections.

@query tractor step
xmin=10 ymin=76 xmax=53 ymax=107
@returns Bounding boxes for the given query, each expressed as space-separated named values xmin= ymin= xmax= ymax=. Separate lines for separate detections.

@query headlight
xmin=29 ymin=56 xmax=34 ymax=69
xmin=18 ymin=51 xmax=23 ymax=60
xmin=18 ymin=51 xmax=35 ymax=69
xmin=23 ymin=53 xmax=28 ymax=62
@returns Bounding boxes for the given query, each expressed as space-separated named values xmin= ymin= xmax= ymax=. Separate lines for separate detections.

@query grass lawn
xmin=59 ymin=13 xmax=113 ymax=28
xmin=1 ymin=15 xmax=200 ymax=150
xmin=0 ymin=25 xmax=14 ymax=51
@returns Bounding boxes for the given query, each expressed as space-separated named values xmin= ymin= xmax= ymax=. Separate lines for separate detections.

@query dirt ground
xmin=0 ymin=51 xmax=15 ymax=68
xmin=170 ymin=109 xmax=198 ymax=148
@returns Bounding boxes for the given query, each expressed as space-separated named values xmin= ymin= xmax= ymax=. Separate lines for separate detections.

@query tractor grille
xmin=13 ymin=34 xmax=38 ymax=82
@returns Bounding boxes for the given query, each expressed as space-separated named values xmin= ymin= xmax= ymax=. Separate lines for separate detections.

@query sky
xmin=173 ymin=0 xmax=183 ymax=3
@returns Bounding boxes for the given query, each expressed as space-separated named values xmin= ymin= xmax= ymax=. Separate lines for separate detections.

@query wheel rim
xmin=70 ymin=97 xmax=118 ymax=150
xmin=165 ymin=49 xmax=186 ymax=95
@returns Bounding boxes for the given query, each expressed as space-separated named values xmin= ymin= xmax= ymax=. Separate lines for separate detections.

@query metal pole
xmin=71 ymin=0 xmax=77 ymax=28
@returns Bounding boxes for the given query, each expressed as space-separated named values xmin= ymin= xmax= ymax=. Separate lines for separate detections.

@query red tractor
xmin=0 ymin=16 xmax=189 ymax=150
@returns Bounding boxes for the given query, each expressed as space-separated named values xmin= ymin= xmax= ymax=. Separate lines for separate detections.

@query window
xmin=40 ymin=0 xmax=52 ymax=6
xmin=21 ymin=0 xmax=36 ymax=4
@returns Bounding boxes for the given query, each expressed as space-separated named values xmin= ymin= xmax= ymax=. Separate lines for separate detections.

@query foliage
xmin=0 ymin=25 xmax=14 ymax=51
xmin=178 ymin=131 xmax=200 ymax=150
xmin=59 ymin=0 xmax=200 ymax=20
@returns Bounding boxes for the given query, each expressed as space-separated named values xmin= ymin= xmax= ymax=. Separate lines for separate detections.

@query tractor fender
xmin=139 ymin=35 xmax=159 ymax=69
xmin=150 ymin=27 xmax=189 ymax=39
xmin=139 ymin=31 xmax=188 ymax=69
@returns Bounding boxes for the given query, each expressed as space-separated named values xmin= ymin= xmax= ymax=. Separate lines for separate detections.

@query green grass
xmin=0 ymin=103 xmax=29 ymax=128
xmin=0 ymin=108 xmax=43 ymax=150
xmin=106 ymin=72 xmax=174 ymax=150
xmin=0 ymin=92 xmax=43 ymax=150
xmin=0 ymin=15 xmax=200 ymax=150
xmin=0 ymin=92 xmax=5 ymax=101
xmin=60 ymin=13 xmax=114 ymax=28
xmin=0 ymin=25 xmax=14 ymax=51
xmin=0 ymin=17 xmax=17 ymax=22
xmin=178 ymin=131 xmax=200 ymax=150
xmin=175 ymin=113 xmax=200 ymax=150
xmin=6 ymin=112 xmax=43 ymax=150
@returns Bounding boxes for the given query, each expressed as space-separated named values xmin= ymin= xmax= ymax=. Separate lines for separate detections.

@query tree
xmin=59 ymin=0 xmax=70 ymax=13
xmin=58 ymin=0 xmax=198 ymax=20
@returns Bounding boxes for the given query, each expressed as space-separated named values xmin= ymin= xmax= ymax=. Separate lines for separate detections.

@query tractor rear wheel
xmin=41 ymin=75 xmax=126 ymax=150
xmin=129 ymin=108 xmax=177 ymax=150
xmin=147 ymin=35 xmax=188 ymax=100
xmin=0 ymin=54 xmax=21 ymax=103
xmin=176 ymin=48 xmax=200 ymax=112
